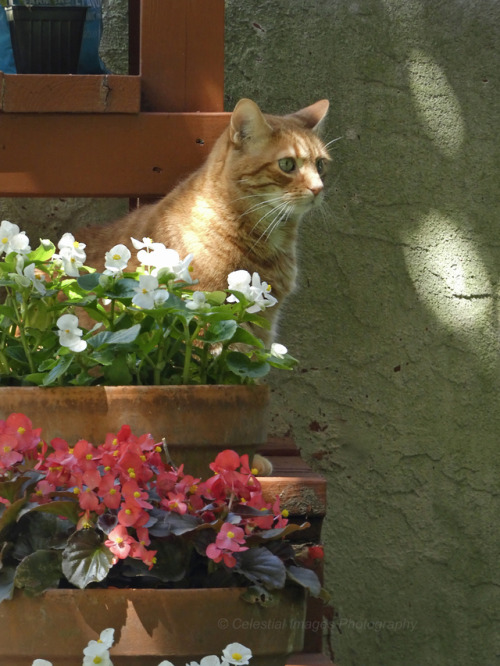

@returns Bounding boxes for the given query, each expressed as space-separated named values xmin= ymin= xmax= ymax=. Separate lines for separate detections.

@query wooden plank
xmin=260 ymin=457 xmax=327 ymax=518
xmin=287 ymin=655 xmax=337 ymax=666
xmin=140 ymin=0 xmax=224 ymax=111
xmin=259 ymin=436 xmax=301 ymax=457
xmin=185 ymin=0 xmax=225 ymax=111
xmin=128 ymin=0 xmax=141 ymax=76
xmin=0 ymin=74 xmax=141 ymax=113
xmin=0 ymin=112 xmax=229 ymax=197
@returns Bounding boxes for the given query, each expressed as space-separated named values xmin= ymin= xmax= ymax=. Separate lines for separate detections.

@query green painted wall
xmin=1 ymin=1 xmax=498 ymax=663
xmin=224 ymin=1 xmax=500 ymax=664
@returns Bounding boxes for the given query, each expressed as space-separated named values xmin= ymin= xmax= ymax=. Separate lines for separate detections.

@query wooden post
xmin=139 ymin=0 xmax=225 ymax=112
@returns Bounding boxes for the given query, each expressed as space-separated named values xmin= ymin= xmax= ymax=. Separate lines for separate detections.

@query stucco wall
xmin=2 ymin=1 xmax=499 ymax=664
xmin=225 ymin=1 xmax=500 ymax=664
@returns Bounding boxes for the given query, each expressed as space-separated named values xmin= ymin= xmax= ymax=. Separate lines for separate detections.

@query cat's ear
xmin=287 ymin=100 xmax=330 ymax=131
xmin=230 ymin=99 xmax=272 ymax=146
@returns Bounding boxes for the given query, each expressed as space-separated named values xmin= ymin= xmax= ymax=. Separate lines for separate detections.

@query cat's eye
xmin=316 ymin=158 xmax=325 ymax=175
xmin=278 ymin=157 xmax=296 ymax=173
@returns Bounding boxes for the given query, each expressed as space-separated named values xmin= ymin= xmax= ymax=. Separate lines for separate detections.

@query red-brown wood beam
xmin=140 ymin=0 xmax=225 ymax=112
xmin=0 ymin=112 xmax=229 ymax=197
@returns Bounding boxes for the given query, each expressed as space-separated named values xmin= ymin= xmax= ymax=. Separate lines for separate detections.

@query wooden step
xmin=287 ymin=653 xmax=337 ymax=666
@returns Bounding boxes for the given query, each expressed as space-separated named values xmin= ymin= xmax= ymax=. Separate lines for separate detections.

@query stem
xmin=182 ymin=321 xmax=202 ymax=384
xmin=6 ymin=288 xmax=35 ymax=374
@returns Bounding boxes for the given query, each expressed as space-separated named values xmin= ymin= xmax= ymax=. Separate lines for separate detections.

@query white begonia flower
xmin=82 ymin=641 xmax=113 ymax=666
xmin=104 ymin=244 xmax=131 ymax=274
xmin=132 ymin=274 xmax=160 ymax=309
xmin=270 ymin=342 xmax=288 ymax=359
xmin=227 ymin=270 xmax=277 ymax=313
xmin=8 ymin=231 xmax=31 ymax=256
xmin=185 ymin=291 xmax=210 ymax=311
xmin=58 ymin=232 xmax=86 ymax=260
xmin=0 ymin=220 xmax=21 ymax=255
xmin=131 ymin=236 xmax=155 ymax=251
xmin=143 ymin=245 xmax=194 ymax=284
xmin=56 ymin=314 xmax=87 ymax=352
xmin=84 ymin=628 xmax=115 ymax=653
xmin=31 ymin=661 xmax=53 ymax=666
xmin=157 ymin=662 xmax=176 ymax=666
xmin=154 ymin=288 xmax=169 ymax=306
xmin=23 ymin=263 xmax=47 ymax=295
xmin=187 ymin=657 xmax=226 ymax=666
xmin=221 ymin=643 xmax=253 ymax=666
xmin=55 ymin=233 xmax=86 ymax=277
xmin=135 ymin=240 xmax=169 ymax=268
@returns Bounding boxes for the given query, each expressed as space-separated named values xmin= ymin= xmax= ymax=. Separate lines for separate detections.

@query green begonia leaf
xmin=42 ymin=354 xmax=74 ymax=386
xmin=234 ymin=547 xmax=287 ymax=590
xmin=203 ymin=320 xmax=237 ymax=343
xmin=286 ymin=564 xmax=322 ymax=597
xmin=62 ymin=529 xmax=114 ymax=589
xmin=226 ymin=352 xmax=270 ymax=379
xmin=14 ymin=549 xmax=62 ymax=596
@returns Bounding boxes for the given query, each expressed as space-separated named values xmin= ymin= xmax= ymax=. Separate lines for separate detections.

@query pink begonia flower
xmin=105 ymin=525 xmax=133 ymax=560
xmin=206 ymin=523 xmax=248 ymax=568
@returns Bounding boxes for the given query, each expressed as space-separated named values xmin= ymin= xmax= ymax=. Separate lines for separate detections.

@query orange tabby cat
xmin=79 ymin=98 xmax=330 ymax=342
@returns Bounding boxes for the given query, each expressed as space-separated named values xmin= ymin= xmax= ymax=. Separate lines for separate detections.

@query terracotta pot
xmin=0 ymin=384 xmax=269 ymax=478
xmin=0 ymin=587 xmax=306 ymax=666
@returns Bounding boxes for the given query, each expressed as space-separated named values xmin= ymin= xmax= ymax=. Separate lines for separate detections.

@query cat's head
xmin=225 ymin=98 xmax=331 ymax=226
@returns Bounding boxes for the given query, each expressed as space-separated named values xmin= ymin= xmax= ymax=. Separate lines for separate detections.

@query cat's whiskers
xmin=239 ymin=194 xmax=286 ymax=223
xmin=248 ymin=200 xmax=295 ymax=252
xmin=323 ymin=136 xmax=342 ymax=150
xmin=247 ymin=198 xmax=290 ymax=235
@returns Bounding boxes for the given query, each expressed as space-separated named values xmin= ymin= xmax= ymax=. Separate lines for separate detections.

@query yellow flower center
xmin=1 ymin=237 xmax=7 ymax=244
xmin=109 ymin=488 xmax=116 ymax=495
xmin=93 ymin=656 xmax=103 ymax=664
xmin=73 ymin=240 xmax=80 ymax=248
xmin=251 ymin=467 xmax=259 ymax=475
xmin=232 ymin=653 xmax=242 ymax=662
xmin=281 ymin=509 xmax=289 ymax=518
xmin=3 ymin=445 xmax=11 ymax=453
xmin=227 ymin=531 xmax=235 ymax=539
xmin=112 ymin=253 xmax=121 ymax=261
xmin=73 ymin=488 xmax=80 ymax=495
xmin=17 ymin=426 xmax=26 ymax=435
xmin=134 ymin=491 xmax=141 ymax=498
xmin=86 ymin=453 xmax=93 ymax=460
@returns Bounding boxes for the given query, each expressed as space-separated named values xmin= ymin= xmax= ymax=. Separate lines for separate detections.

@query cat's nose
xmin=309 ymin=183 xmax=323 ymax=197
